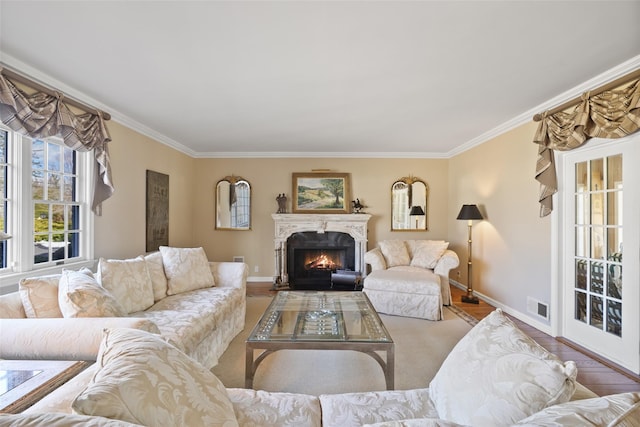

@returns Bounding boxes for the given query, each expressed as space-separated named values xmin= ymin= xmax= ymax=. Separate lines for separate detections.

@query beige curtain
xmin=533 ymin=78 xmax=640 ymax=217
xmin=0 ymin=71 xmax=114 ymax=215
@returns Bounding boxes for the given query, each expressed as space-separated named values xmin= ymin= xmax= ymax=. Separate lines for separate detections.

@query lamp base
xmin=461 ymin=294 xmax=479 ymax=304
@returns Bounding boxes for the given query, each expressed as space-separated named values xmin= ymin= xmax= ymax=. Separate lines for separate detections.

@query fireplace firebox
xmin=287 ymin=231 xmax=355 ymax=290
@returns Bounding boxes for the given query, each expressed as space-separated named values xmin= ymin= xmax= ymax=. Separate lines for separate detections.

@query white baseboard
xmin=247 ymin=276 xmax=274 ymax=283
xmin=449 ymin=279 xmax=553 ymax=336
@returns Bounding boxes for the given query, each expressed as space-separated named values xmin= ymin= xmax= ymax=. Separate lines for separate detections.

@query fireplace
xmin=288 ymin=231 xmax=355 ymax=290
xmin=272 ymin=213 xmax=371 ymax=290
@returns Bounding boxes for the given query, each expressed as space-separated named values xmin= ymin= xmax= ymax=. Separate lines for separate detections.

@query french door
xmin=559 ymin=134 xmax=639 ymax=374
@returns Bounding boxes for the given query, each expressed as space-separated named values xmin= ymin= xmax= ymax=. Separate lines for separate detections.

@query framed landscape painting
xmin=292 ymin=172 xmax=350 ymax=214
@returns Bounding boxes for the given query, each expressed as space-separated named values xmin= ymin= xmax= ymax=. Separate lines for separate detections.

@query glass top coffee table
xmin=246 ymin=291 xmax=395 ymax=390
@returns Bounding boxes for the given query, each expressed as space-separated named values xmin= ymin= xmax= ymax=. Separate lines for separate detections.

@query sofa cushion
xmin=379 ymin=240 xmax=410 ymax=267
xmin=515 ymin=392 xmax=640 ymax=427
xmin=410 ymin=241 xmax=449 ymax=269
xmin=429 ymin=309 xmax=577 ymax=426
xmin=18 ymin=274 xmax=62 ymax=318
xmin=72 ymin=328 xmax=238 ymax=427
xmin=226 ymin=388 xmax=322 ymax=427
xmin=319 ymin=388 xmax=438 ymax=427
xmin=0 ymin=292 xmax=26 ymax=318
xmin=144 ymin=251 xmax=168 ymax=301
xmin=134 ymin=286 xmax=241 ymax=360
xmin=364 ymin=267 xmax=440 ymax=294
xmin=160 ymin=246 xmax=215 ymax=295
xmin=58 ymin=270 xmax=125 ymax=318
xmin=513 ymin=392 xmax=640 ymax=426
xmin=0 ymin=412 xmax=143 ymax=426
xmin=97 ymin=256 xmax=154 ymax=313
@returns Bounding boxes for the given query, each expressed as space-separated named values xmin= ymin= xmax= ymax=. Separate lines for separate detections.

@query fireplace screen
xmin=287 ymin=231 xmax=355 ymax=290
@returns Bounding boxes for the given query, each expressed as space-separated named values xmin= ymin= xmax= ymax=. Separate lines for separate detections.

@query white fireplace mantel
xmin=272 ymin=213 xmax=371 ymax=286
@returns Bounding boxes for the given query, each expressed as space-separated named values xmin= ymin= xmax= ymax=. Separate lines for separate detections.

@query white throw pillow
xmin=159 ymin=246 xmax=215 ymax=295
xmin=429 ymin=309 xmax=577 ymax=426
xmin=410 ymin=241 xmax=449 ymax=269
xmin=58 ymin=270 xmax=125 ymax=318
xmin=97 ymin=256 xmax=154 ymax=313
xmin=513 ymin=392 xmax=640 ymax=426
xmin=144 ymin=251 xmax=168 ymax=301
xmin=18 ymin=274 xmax=63 ymax=318
xmin=379 ymin=240 xmax=411 ymax=267
xmin=72 ymin=328 xmax=239 ymax=427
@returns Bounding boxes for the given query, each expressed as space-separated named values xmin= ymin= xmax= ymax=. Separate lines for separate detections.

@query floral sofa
xmin=0 ymin=246 xmax=247 ymax=369
xmin=363 ymin=240 xmax=459 ymax=320
xmin=2 ymin=308 xmax=638 ymax=427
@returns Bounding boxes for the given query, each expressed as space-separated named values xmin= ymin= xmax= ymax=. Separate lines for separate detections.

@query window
xmin=0 ymin=125 xmax=94 ymax=285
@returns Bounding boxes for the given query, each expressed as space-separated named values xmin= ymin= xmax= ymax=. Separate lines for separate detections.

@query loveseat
xmin=0 ymin=246 xmax=247 ymax=369
xmin=3 ymin=309 xmax=638 ymax=427
xmin=363 ymin=240 xmax=459 ymax=320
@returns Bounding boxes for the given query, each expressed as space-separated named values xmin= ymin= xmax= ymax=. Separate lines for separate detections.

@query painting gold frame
xmin=292 ymin=172 xmax=351 ymax=214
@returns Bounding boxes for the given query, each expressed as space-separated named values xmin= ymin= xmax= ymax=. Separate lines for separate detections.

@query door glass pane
xmin=575 ymin=291 xmax=587 ymax=322
xmin=607 ymin=262 xmax=622 ymax=299
xmin=576 ymin=161 xmax=588 ymax=192
xmin=591 ymin=193 xmax=604 ymax=225
xmin=590 ymin=295 xmax=603 ymax=329
xmin=607 ymin=192 xmax=621 ymax=226
xmin=575 ymin=194 xmax=589 ymax=224
xmin=607 ymin=228 xmax=622 ymax=258
xmin=590 ymin=226 xmax=604 ymax=259
xmin=607 ymin=300 xmax=622 ymax=337
xmin=607 ymin=155 xmax=622 ymax=190
xmin=590 ymin=261 xmax=604 ymax=294
xmin=590 ymin=158 xmax=604 ymax=191
xmin=575 ymin=226 xmax=588 ymax=257
xmin=575 ymin=259 xmax=587 ymax=290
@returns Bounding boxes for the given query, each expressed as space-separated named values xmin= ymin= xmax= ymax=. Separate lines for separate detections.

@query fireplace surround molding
xmin=272 ymin=213 xmax=371 ymax=286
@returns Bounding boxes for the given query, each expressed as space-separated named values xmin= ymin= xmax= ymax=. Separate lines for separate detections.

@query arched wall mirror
xmin=391 ymin=176 xmax=428 ymax=231
xmin=215 ymin=175 xmax=251 ymax=230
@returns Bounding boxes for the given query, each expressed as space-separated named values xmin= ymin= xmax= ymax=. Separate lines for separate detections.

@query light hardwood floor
xmin=246 ymin=282 xmax=640 ymax=397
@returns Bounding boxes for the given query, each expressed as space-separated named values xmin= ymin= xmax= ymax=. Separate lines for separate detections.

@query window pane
xmin=68 ymin=205 xmax=80 ymax=231
xmin=575 ymin=161 xmax=587 ymax=192
xmin=63 ymin=176 xmax=75 ymax=202
xmin=607 ymin=192 xmax=621 ymax=226
xmin=590 ymin=261 xmax=604 ymax=294
xmin=32 ymin=140 xmax=44 ymax=170
xmin=32 ymin=170 xmax=44 ymax=200
xmin=34 ymin=203 xmax=49 ymax=231
xmin=575 ymin=226 xmax=588 ymax=257
xmin=590 ymin=295 xmax=603 ymax=329
xmin=52 ymin=204 xmax=64 ymax=231
xmin=68 ymin=231 xmax=80 ymax=258
xmin=47 ymin=142 xmax=61 ymax=172
xmin=607 ymin=300 xmax=622 ymax=337
xmin=607 ymin=228 xmax=622 ymax=259
xmin=63 ymin=148 xmax=75 ymax=174
xmin=607 ymin=261 xmax=622 ymax=299
xmin=34 ymin=236 xmax=49 ymax=264
xmin=47 ymin=173 xmax=61 ymax=201
xmin=51 ymin=234 xmax=65 ymax=261
xmin=575 ymin=259 xmax=587 ymax=290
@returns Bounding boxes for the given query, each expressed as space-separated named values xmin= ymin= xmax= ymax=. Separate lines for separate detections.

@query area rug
xmin=213 ymin=295 xmax=473 ymax=395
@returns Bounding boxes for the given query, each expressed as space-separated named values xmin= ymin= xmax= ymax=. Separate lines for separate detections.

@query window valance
xmin=533 ymin=78 xmax=640 ymax=217
xmin=0 ymin=70 xmax=114 ymax=215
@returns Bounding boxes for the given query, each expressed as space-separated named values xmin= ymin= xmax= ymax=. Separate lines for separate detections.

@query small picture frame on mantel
xmin=292 ymin=172 xmax=351 ymax=214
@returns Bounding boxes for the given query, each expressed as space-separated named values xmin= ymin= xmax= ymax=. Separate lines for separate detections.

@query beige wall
xmin=192 ymin=158 xmax=449 ymax=278
xmin=448 ymin=121 xmax=552 ymax=324
xmin=94 ymin=119 xmax=553 ymax=326
xmin=94 ymin=122 xmax=197 ymax=259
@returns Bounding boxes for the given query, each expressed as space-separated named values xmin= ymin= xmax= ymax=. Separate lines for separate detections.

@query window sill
xmin=0 ymin=259 xmax=97 ymax=294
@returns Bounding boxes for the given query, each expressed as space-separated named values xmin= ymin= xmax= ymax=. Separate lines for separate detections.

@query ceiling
xmin=1 ymin=1 xmax=639 ymax=158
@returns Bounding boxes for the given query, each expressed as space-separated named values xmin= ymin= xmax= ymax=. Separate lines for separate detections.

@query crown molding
xmin=447 ymin=54 xmax=640 ymax=158
xmin=3 ymin=51 xmax=638 ymax=160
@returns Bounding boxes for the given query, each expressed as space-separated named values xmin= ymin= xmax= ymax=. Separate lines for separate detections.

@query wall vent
xmin=232 ymin=256 xmax=245 ymax=263
xmin=527 ymin=297 xmax=549 ymax=320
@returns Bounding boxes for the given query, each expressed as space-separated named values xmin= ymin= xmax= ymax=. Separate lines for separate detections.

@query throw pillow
xmin=18 ymin=274 xmax=63 ymax=318
xmin=58 ymin=270 xmax=125 ymax=318
xmin=429 ymin=309 xmax=577 ymax=427
xmin=379 ymin=240 xmax=411 ymax=268
xmin=159 ymin=246 xmax=215 ymax=295
xmin=97 ymin=256 xmax=154 ymax=313
xmin=410 ymin=241 xmax=449 ymax=269
xmin=72 ymin=328 xmax=239 ymax=427
xmin=144 ymin=251 xmax=168 ymax=301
